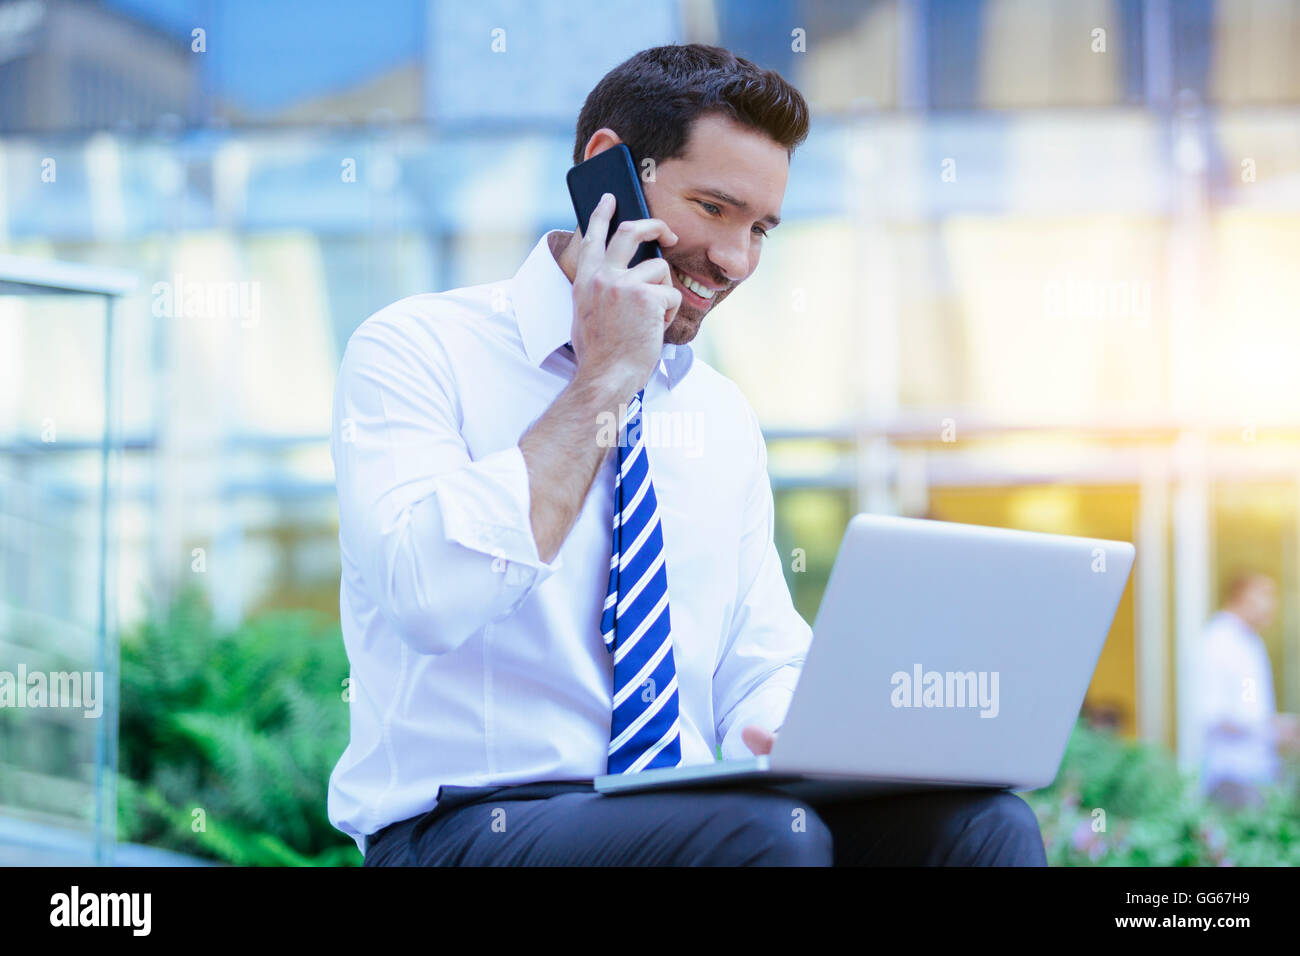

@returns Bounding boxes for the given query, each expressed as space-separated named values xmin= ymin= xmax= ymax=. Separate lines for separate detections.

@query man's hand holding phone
xmin=570 ymin=193 xmax=681 ymax=400
xmin=518 ymin=193 xmax=681 ymax=564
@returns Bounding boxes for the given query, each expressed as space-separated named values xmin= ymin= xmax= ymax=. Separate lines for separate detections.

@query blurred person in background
xmin=1195 ymin=571 xmax=1297 ymax=810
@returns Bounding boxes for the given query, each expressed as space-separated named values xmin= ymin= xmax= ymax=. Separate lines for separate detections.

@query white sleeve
xmin=332 ymin=321 xmax=561 ymax=656
xmin=1199 ymin=630 xmax=1238 ymax=729
xmin=713 ymin=396 xmax=811 ymax=760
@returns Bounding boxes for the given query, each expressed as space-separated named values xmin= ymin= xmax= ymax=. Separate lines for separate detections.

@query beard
xmin=663 ymin=254 xmax=734 ymax=345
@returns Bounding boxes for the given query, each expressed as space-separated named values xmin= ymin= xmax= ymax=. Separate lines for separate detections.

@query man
xmin=328 ymin=43 xmax=1045 ymax=865
xmin=1196 ymin=571 xmax=1286 ymax=810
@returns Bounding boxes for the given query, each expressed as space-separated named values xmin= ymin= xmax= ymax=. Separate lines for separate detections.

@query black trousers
xmin=362 ymin=780 xmax=1047 ymax=866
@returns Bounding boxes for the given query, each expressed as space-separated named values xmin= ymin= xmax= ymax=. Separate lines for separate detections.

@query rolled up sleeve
xmin=332 ymin=320 xmax=561 ymax=656
xmin=713 ymin=396 xmax=811 ymax=761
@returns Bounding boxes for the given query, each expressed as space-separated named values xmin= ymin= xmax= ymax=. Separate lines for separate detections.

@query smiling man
xmin=329 ymin=43 xmax=1046 ymax=866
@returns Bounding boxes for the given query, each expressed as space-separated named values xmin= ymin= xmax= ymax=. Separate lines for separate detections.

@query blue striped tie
xmin=599 ymin=387 xmax=683 ymax=774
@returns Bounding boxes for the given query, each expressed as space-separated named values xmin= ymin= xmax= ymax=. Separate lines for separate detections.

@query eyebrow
xmin=696 ymin=187 xmax=781 ymax=228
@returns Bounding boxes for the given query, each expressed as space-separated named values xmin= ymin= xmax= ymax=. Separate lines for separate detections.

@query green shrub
xmin=117 ymin=587 xmax=360 ymax=866
xmin=1022 ymin=721 xmax=1300 ymax=866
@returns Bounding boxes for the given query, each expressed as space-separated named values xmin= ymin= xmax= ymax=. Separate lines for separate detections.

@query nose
xmin=707 ymin=234 xmax=750 ymax=285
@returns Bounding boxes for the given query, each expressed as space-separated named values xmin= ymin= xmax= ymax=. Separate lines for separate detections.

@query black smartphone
xmin=566 ymin=144 xmax=663 ymax=268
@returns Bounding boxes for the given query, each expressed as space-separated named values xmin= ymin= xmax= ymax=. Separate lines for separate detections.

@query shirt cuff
xmin=432 ymin=443 xmax=562 ymax=589
xmin=718 ymin=678 xmax=796 ymax=762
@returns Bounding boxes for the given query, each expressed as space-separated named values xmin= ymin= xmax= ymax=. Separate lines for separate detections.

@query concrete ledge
xmin=0 ymin=814 xmax=220 ymax=866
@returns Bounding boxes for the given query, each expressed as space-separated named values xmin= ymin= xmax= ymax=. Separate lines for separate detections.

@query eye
xmin=752 ymin=225 xmax=768 ymax=237
xmin=698 ymin=201 xmax=722 ymax=216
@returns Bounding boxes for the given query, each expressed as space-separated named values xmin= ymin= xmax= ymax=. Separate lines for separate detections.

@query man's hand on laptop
xmin=742 ymin=725 xmax=777 ymax=755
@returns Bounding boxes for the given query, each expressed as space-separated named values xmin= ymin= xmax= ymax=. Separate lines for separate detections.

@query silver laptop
xmin=594 ymin=513 xmax=1136 ymax=802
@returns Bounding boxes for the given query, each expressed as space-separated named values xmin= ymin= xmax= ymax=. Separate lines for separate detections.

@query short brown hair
xmin=573 ymin=43 xmax=810 ymax=170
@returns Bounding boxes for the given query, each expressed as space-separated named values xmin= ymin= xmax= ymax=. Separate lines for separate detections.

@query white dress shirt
xmin=1196 ymin=610 xmax=1278 ymax=791
xmin=327 ymin=230 xmax=812 ymax=851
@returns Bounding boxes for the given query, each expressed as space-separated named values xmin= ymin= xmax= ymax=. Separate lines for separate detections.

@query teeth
xmin=674 ymin=268 xmax=716 ymax=300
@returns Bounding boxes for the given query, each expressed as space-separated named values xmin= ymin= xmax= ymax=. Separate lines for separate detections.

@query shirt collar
xmin=509 ymin=230 xmax=694 ymax=390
